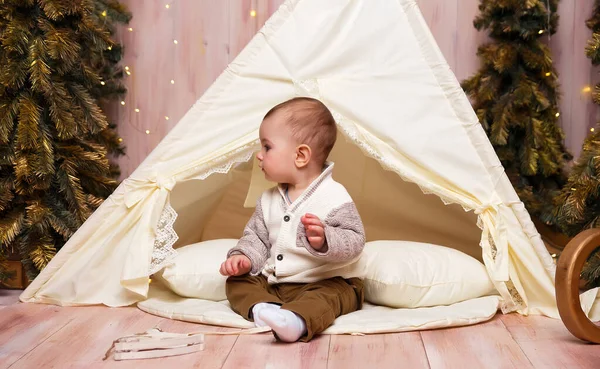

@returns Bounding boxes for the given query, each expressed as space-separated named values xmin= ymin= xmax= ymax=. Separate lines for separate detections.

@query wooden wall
xmin=113 ymin=0 xmax=598 ymax=179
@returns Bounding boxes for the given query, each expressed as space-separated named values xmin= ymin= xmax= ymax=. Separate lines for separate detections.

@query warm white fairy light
xmin=100 ymin=81 xmax=105 ymax=85
xmin=545 ymin=72 xmax=551 ymax=77
xmin=582 ymin=86 xmax=591 ymax=93
xmin=107 ymin=46 xmax=112 ymax=50
xmin=250 ymin=10 xmax=257 ymax=17
xmin=592 ymin=127 xmax=596 ymax=132
xmin=555 ymin=112 xmax=560 ymax=117
xmin=119 ymin=16 xmax=182 ymax=138
xmin=102 ymin=10 xmax=107 ymax=17
xmin=538 ymin=30 xmax=544 ymax=34
xmin=165 ymin=4 xmax=170 ymax=9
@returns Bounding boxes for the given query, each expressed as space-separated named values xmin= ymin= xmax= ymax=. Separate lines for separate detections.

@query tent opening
xmin=168 ymin=133 xmax=482 ymax=261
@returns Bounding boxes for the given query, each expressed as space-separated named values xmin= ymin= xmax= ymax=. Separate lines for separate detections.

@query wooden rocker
xmin=555 ymin=228 xmax=600 ymax=344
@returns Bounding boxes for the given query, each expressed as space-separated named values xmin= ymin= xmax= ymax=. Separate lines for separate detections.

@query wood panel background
xmin=112 ymin=0 xmax=598 ymax=179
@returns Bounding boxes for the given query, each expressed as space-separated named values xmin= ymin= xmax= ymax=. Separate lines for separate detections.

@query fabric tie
xmin=123 ymin=173 xmax=177 ymax=209
xmin=474 ymin=201 xmax=516 ymax=282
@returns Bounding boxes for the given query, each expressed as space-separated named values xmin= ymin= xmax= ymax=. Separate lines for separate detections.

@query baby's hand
xmin=301 ymin=213 xmax=326 ymax=250
xmin=219 ymin=255 xmax=252 ymax=276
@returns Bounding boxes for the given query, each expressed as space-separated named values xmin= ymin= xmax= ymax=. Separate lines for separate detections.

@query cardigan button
xmin=277 ymin=254 xmax=283 ymax=261
xmin=283 ymin=215 xmax=290 ymax=222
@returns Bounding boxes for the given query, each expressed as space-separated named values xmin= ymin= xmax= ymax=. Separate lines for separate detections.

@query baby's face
xmin=256 ymin=112 xmax=297 ymax=183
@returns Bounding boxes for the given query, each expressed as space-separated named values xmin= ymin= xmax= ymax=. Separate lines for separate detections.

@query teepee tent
xmin=20 ymin=0 xmax=600 ymax=326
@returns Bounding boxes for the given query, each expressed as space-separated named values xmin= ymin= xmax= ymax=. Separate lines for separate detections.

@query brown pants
xmin=226 ymin=274 xmax=364 ymax=342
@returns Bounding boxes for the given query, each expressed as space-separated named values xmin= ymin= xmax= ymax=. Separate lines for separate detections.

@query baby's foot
xmin=258 ymin=308 xmax=307 ymax=342
xmin=251 ymin=303 xmax=281 ymax=327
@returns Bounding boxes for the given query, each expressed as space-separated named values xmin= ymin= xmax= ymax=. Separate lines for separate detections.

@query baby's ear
xmin=295 ymin=144 xmax=312 ymax=168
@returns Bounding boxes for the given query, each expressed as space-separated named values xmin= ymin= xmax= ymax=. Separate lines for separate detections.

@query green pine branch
xmin=0 ymin=0 xmax=131 ymax=280
xmin=0 ymin=253 xmax=16 ymax=287
xmin=552 ymin=0 xmax=600 ymax=288
xmin=462 ymin=0 xmax=570 ymax=226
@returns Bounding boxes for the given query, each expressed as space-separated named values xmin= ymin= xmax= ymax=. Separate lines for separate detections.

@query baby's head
xmin=257 ymin=97 xmax=337 ymax=184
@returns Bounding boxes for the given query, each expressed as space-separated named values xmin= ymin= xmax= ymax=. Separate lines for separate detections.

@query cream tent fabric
xmin=20 ymin=0 xmax=599 ymax=323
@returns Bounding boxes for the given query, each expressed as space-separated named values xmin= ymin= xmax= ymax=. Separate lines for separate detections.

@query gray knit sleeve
xmin=227 ymin=195 xmax=270 ymax=275
xmin=296 ymin=202 xmax=365 ymax=262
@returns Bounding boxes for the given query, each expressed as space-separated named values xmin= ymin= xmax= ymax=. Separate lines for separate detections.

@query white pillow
xmin=155 ymin=239 xmax=238 ymax=301
xmin=363 ymin=240 xmax=496 ymax=308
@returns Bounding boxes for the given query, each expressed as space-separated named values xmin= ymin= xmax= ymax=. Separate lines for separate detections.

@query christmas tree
xmin=462 ymin=0 xmax=571 ymax=224
xmin=553 ymin=0 xmax=600 ymax=288
xmin=0 ymin=0 xmax=131 ymax=283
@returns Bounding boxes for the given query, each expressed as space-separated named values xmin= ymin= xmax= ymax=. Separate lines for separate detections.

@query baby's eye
xmin=264 ymin=145 xmax=270 ymax=151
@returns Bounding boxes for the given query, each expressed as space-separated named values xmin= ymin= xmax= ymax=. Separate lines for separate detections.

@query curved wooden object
xmin=555 ymin=228 xmax=600 ymax=343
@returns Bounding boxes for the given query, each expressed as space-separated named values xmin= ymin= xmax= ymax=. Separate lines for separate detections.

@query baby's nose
xmin=256 ymin=152 xmax=263 ymax=161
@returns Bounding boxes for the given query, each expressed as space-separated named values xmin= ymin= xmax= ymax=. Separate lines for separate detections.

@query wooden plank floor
xmin=1 ymin=290 xmax=599 ymax=369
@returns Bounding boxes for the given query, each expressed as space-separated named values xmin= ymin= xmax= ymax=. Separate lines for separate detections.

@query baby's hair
xmin=264 ymin=97 xmax=337 ymax=165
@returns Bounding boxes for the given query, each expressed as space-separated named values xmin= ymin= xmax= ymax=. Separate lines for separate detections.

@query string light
xmin=165 ymin=116 xmax=170 ymax=120
xmin=170 ymin=79 xmax=175 ymax=84
xmin=545 ymin=72 xmax=551 ymax=77
xmin=135 ymin=108 xmax=140 ymax=113
xmin=173 ymin=39 xmax=178 ymax=44
xmin=555 ymin=112 xmax=560 ymax=117
xmin=145 ymin=130 xmax=150 ymax=134
xmin=126 ymin=70 xmax=131 ymax=75
xmin=582 ymin=86 xmax=591 ymax=93
xmin=250 ymin=10 xmax=257 ymax=17
xmin=100 ymin=81 xmax=105 ymax=85
xmin=120 ymin=101 xmax=125 ymax=106
xmin=165 ymin=4 xmax=170 ymax=9
xmin=592 ymin=127 xmax=596 ymax=132
xmin=101 ymin=10 xmax=107 ymax=17
xmin=107 ymin=46 xmax=112 ymax=50
xmin=538 ymin=30 xmax=544 ymax=34
xmin=118 ymin=138 xmax=123 ymax=142
xmin=128 ymin=27 xmax=133 ymax=32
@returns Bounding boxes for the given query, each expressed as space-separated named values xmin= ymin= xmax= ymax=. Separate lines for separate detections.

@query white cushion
xmin=138 ymin=282 xmax=501 ymax=333
xmin=363 ymin=240 xmax=496 ymax=308
xmin=155 ymin=239 xmax=238 ymax=301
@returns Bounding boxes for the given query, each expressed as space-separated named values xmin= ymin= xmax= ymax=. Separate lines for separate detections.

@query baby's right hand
xmin=219 ymin=255 xmax=252 ymax=276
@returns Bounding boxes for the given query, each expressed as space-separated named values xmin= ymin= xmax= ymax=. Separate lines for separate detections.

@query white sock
xmin=258 ymin=308 xmax=307 ymax=342
xmin=251 ymin=303 xmax=281 ymax=327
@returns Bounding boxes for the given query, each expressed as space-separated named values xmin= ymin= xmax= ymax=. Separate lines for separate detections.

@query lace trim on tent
xmin=330 ymin=111 xmax=468 ymax=211
xmin=501 ymin=280 xmax=525 ymax=314
xmin=149 ymin=202 xmax=179 ymax=275
xmin=487 ymin=229 xmax=498 ymax=259
xmin=177 ymin=140 xmax=260 ymax=182
xmin=149 ymin=142 xmax=259 ymax=274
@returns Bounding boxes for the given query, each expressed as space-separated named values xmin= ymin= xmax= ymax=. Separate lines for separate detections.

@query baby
xmin=219 ymin=97 xmax=366 ymax=342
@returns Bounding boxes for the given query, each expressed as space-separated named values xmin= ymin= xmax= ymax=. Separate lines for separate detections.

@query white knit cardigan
xmin=228 ymin=162 xmax=367 ymax=284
